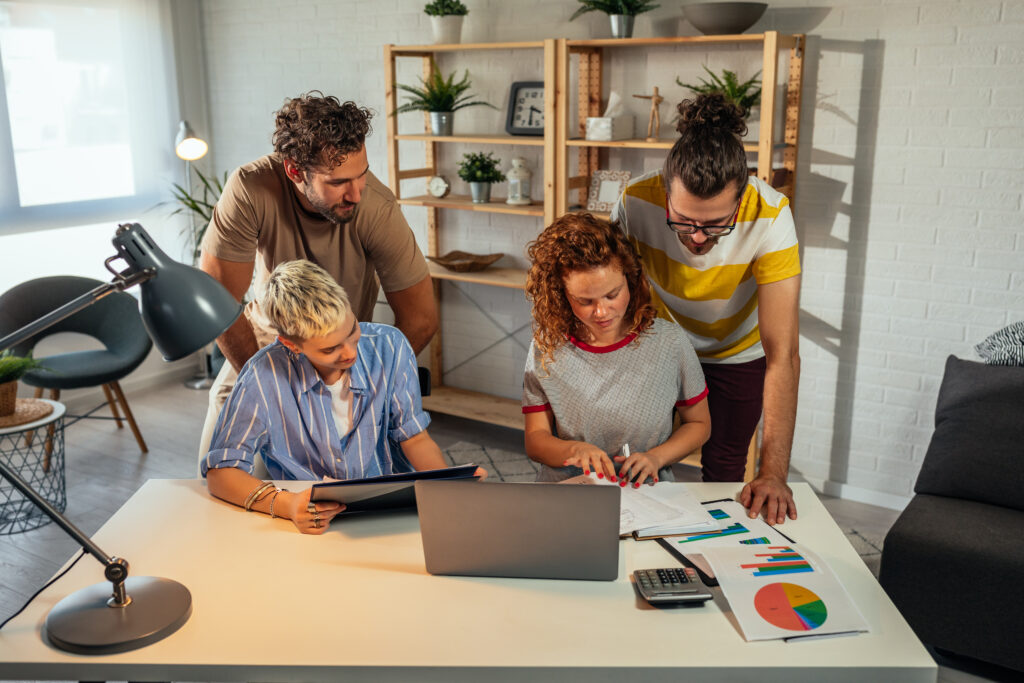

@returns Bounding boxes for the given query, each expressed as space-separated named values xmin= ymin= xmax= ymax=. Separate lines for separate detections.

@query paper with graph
xmin=700 ymin=543 xmax=869 ymax=642
xmin=579 ymin=474 xmax=717 ymax=537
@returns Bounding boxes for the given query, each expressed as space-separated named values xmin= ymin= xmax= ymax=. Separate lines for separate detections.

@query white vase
xmin=431 ymin=15 xmax=463 ymax=45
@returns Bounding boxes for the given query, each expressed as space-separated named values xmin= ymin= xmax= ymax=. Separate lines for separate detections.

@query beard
xmin=303 ymin=186 xmax=358 ymax=225
xmin=678 ymin=234 xmax=721 ymax=255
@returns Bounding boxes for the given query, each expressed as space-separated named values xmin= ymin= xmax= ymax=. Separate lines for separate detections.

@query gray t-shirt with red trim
xmin=522 ymin=317 xmax=708 ymax=482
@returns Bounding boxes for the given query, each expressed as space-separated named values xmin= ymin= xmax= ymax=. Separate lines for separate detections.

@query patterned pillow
xmin=975 ymin=321 xmax=1024 ymax=366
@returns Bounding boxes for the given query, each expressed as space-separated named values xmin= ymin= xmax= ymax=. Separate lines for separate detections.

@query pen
xmin=623 ymin=443 xmax=630 ymax=459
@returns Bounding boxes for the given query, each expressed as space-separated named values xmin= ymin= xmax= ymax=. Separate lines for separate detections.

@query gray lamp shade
xmin=112 ymin=224 xmax=241 ymax=361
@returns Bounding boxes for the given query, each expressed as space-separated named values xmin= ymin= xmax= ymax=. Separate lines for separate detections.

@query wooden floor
xmin=0 ymin=382 xmax=1009 ymax=682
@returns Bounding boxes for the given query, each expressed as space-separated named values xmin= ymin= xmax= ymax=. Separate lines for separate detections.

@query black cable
xmin=0 ymin=549 xmax=87 ymax=630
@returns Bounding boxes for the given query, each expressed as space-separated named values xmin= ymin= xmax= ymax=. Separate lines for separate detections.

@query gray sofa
xmin=879 ymin=355 xmax=1024 ymax=673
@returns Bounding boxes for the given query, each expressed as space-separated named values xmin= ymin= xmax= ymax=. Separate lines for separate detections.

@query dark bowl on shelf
xmin=682 ymin=2 xmax=768 ymax=35
xmin=427 ymin=251 xmax=504 ymax=272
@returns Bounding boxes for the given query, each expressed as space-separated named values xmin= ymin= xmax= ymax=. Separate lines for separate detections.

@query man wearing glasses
xmin=611 ymin=94 xmax=801 ymax=526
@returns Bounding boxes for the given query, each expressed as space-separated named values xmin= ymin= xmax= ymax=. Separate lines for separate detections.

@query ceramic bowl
xmin=427 ymin=251 xmax=503 ymax=272
xmin=682 ymin=2 xmax=768 ymax=35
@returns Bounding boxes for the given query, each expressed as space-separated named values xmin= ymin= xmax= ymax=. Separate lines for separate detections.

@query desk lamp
xmin=0 ymin=222 xmax=241 ymax=654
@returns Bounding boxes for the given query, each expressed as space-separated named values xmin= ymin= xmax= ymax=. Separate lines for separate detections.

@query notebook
xmin=414 ymin=480 xmax=621 ymax=581
xmin=310 ymin=464 xmax=478 ymax=513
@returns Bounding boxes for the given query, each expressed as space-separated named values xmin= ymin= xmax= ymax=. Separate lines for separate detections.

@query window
xmin=0 ymin=0 xmax=176 ymax=233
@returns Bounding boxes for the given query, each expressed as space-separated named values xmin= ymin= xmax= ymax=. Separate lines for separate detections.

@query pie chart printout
xmin=753 ymin=582 xmax=828 ymax=631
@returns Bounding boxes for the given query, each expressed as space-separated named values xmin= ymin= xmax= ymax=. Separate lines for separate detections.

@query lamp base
xmin=45 ymin=576 xmax=192 ymax=654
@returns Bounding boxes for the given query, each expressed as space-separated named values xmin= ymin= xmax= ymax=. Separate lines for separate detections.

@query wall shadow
xmin=793 ymin=37 xmax=884 ymax=490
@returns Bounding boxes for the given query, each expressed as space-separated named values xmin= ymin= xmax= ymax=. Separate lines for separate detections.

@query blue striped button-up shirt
xmin=201 ymin=322 xmax=429 ymax=481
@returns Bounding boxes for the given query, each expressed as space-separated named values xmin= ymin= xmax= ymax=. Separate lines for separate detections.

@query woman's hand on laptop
xmin=282 ymin=488 xmax=345 ymax=535
xmin=563 ymin=443 xmax=618 ymax=481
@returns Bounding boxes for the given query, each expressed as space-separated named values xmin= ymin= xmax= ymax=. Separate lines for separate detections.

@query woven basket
xmin=0 ymin=381 xmax=16 ymax=417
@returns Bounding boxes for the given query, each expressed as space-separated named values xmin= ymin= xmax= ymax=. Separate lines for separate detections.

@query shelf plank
xmin=422 ymin=385 xmax=524 ymax=431
xmin=567 ymin=138 xmax=784 ymax=153
xmin=398 ymin=194 xmax=545 ymax=216
xmin=395 ymin=133 xmax=544 ymax=146
xmin=428 ymin=261 xmax=526 ymax=290
xmin=567 ymin=34 xmax=776 ymax=49
xmin=391 ymin=41 xmax=545 ymax=54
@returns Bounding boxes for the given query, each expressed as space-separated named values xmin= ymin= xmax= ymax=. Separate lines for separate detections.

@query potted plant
xmin=676 ymin=66 xmax=762 ymax=119
xmin=169 ymin=166 xmax=229 ymax=265
xmin=457 ymin=152 xmax=506 ymax=203
xmin=0 ymin=350 xmax=45 ymax=417
xmin=424 ymin=0 xmax=468 ymax=44
xmin=569 ymin=0 xmax=661 ymax=39
xmin=394 ymin=64 xmax=496 ymax=136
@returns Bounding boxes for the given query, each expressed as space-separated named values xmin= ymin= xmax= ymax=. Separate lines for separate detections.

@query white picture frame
xmin=586 ymin=170 xmax=632 ymax=213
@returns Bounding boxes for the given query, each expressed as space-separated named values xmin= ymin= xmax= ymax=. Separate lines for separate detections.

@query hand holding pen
xmin=613 ymin=442 xmax=660 ymax=487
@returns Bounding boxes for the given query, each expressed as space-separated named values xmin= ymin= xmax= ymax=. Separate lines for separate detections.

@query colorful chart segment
xmin=754 ymin=582 xmax=828 ymax=631
xmin=740 ymin=537 xmax=770 ymax=545
xmin=675 ymin=522 xmax=748 ymax=544
xmin=740 ymin=547 xmax=813 ymax=576
xmin=707 ymin=508 xmax=729 ymax=520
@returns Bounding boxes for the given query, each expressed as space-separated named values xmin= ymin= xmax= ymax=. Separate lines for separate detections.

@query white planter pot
xmin=431 ymin=15 xmax=463 ymax=45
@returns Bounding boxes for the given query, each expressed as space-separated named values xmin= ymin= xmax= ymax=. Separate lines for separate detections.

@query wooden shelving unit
xmin=555 ymin=32 xmax=805 ymax=215
xmin=384 ymin=40 xmax=556 ymax=429
xmin=385 ymin=35 xmax=805 ymax=431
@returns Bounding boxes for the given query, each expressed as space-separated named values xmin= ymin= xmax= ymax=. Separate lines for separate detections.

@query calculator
xmin=633 ymin=567 xmax=714 ymax=605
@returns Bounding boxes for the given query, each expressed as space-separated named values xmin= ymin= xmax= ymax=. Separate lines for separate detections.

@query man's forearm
xmin=757 ymin=351 xmax=800 ymax=481
xmin=218 ymin=314 xmax=261 ymax=372
xmin=394 ymin=313 xmax=438 ymax=356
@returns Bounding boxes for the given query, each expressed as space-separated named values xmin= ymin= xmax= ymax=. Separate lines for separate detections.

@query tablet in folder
xmin=310 ymin=464 xmax=478 ymax=513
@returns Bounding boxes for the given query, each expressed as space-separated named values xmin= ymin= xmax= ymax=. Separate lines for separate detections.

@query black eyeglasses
xmin=664 ymin=197 xmax=740 ymax=237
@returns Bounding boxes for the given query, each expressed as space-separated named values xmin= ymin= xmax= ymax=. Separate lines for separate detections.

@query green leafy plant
xmin=677 ymin=67 xmax=762 ymax=118
xmin=169 ymin=167 xmax=229 ymax=264
xmin=423 ymin=0 xmax=468 ymax=16
xmin=457 ymin=152 xmax=506 ymax=184
xmin=0 ymin=350 xmax=46 ymax=384
xmin=569 ymin=0 xmax=660 ymax=20
xmin=393 ymin=64 xmax=495 ymax=114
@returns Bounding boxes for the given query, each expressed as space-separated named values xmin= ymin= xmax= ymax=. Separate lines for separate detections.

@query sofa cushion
xmin=913 ymin=355 xmax=1024 ymax=511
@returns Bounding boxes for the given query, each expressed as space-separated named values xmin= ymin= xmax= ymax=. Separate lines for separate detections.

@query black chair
xmin=0 ymin=276 xmax=153 ymax=453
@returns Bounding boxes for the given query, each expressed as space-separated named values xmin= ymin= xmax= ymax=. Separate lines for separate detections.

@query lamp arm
xmin=0 ymin=267 xmax=155 ymax=354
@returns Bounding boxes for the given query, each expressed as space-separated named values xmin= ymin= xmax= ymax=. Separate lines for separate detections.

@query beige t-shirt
xmin=201 ymin=154 xmax=429 ymax=338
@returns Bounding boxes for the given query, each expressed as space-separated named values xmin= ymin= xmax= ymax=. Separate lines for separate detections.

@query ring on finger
xmin=307 ymin=501 xmax=316 ymax=514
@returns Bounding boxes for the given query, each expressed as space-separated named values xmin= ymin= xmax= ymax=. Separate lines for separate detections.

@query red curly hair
xmin=525 ymin=212 xmax=656 ymax=368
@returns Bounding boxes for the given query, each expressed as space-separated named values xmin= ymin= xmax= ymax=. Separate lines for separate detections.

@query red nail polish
xmin=584 ymin=469 xmax=590 ymax=475
xmin=619 ymin=480 xmax=626 ymax=487
xmin=633 ymin=482 xmax=640 ymax=488
xmin=611 ymin=476 xmax=617 ymax=483
xmin=597 ymin=472 xmax=604 ymax=479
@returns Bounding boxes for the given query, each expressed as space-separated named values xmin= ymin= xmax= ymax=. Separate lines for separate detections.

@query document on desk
xmin=700 ymin=543 xmax=869 ymax=642
xmin=575 ymin=474 xmax=718 ymax=537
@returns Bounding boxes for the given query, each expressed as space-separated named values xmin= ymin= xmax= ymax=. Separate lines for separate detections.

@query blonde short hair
xmin=261 ymin=260 xmax=352 ymax=341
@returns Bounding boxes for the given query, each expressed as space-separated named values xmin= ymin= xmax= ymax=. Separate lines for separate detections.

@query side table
xmin=0 ymin=399 xmax=66 ymax=534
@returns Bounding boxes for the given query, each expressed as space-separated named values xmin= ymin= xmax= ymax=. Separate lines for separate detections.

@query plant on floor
xmin=0 ymin=350 xmax=45 ymax=385
xmin=677 ymin=67 xmax=762 ymax=118
xmin=457 ymin=152 xmax=506 ymax=184
xmin=393 ymin=63 xmax=495 ymax=114
xmin=423 ymin=0 xmax=468 ymax=16
xmin=169 ymin=167 xmax=229 ymax=264
xmin=569 ymin=0 xmax=660 ymax=20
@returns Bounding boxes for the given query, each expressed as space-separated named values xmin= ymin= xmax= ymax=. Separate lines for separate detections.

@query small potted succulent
xmin=0 ymin=350 xmax=45 ymax=417
xmin=457 ymin=152 xmax=506 ymax=203
xmin=424 ymin=0 xmax=469 ymax=44
xmin=394 ymin=63 xmax=496 ymax=136
xmin=677 ymin=66 xmax=762 ymax=119
xmin=569 ymin=0 xmax=661 ymax=39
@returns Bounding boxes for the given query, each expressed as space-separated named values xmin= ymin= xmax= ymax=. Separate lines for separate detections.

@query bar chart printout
xmin=740 ymin=547 xmax=814 ymax=577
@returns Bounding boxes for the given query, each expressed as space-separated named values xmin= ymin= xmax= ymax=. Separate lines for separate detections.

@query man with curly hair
xmin=197 ymin=92 xmax=437 ymax=461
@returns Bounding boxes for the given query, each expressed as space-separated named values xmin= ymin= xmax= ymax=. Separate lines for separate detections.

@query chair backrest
xmin=0 ymin=276 xmax=151 ymax=360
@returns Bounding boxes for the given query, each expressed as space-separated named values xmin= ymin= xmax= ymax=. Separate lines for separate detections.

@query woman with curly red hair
xmin=522 ymin=213 xmax=711 ymax=486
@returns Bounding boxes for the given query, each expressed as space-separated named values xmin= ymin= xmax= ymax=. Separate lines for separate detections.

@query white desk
xmin=0 ymin=480 xmax=936 ymax=682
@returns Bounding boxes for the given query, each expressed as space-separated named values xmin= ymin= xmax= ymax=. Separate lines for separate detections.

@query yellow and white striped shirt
xmin=611 ymin=171 xmax=800 ymax=364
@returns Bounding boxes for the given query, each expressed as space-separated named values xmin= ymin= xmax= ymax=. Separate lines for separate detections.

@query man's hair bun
xmin=675 ymin=93 xmax=747 ymax=138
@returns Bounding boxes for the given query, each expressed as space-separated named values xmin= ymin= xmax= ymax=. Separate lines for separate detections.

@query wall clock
xmin=505 ymin=81 xmax=544 ymax=136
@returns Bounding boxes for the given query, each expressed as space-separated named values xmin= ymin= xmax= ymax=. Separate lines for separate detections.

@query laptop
xmin=414 ymin=480 xmax=621 ymax=581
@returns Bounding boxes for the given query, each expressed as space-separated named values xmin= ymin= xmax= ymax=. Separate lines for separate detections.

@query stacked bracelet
xmin=269 ymin=489 xmax=287 ymax=519
xmin=243 ymin=482 xmax=275 ymax=511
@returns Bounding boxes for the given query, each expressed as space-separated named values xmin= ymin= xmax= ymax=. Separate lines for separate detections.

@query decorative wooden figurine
xmin=633 ymin=86 xmax=664 ymax=142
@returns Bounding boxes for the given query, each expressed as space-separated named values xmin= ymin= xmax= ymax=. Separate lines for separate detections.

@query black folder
xmin=309 ymin=464 xmax=478 ymax=513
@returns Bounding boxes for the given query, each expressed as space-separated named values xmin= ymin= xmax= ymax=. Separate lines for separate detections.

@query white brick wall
xmin=199 ymin=0 xmax=1024 ymax=509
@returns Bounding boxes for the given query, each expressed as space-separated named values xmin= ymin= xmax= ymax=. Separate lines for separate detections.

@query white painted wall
xmin=197 ymin=0 xmax=1024 ymax=509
